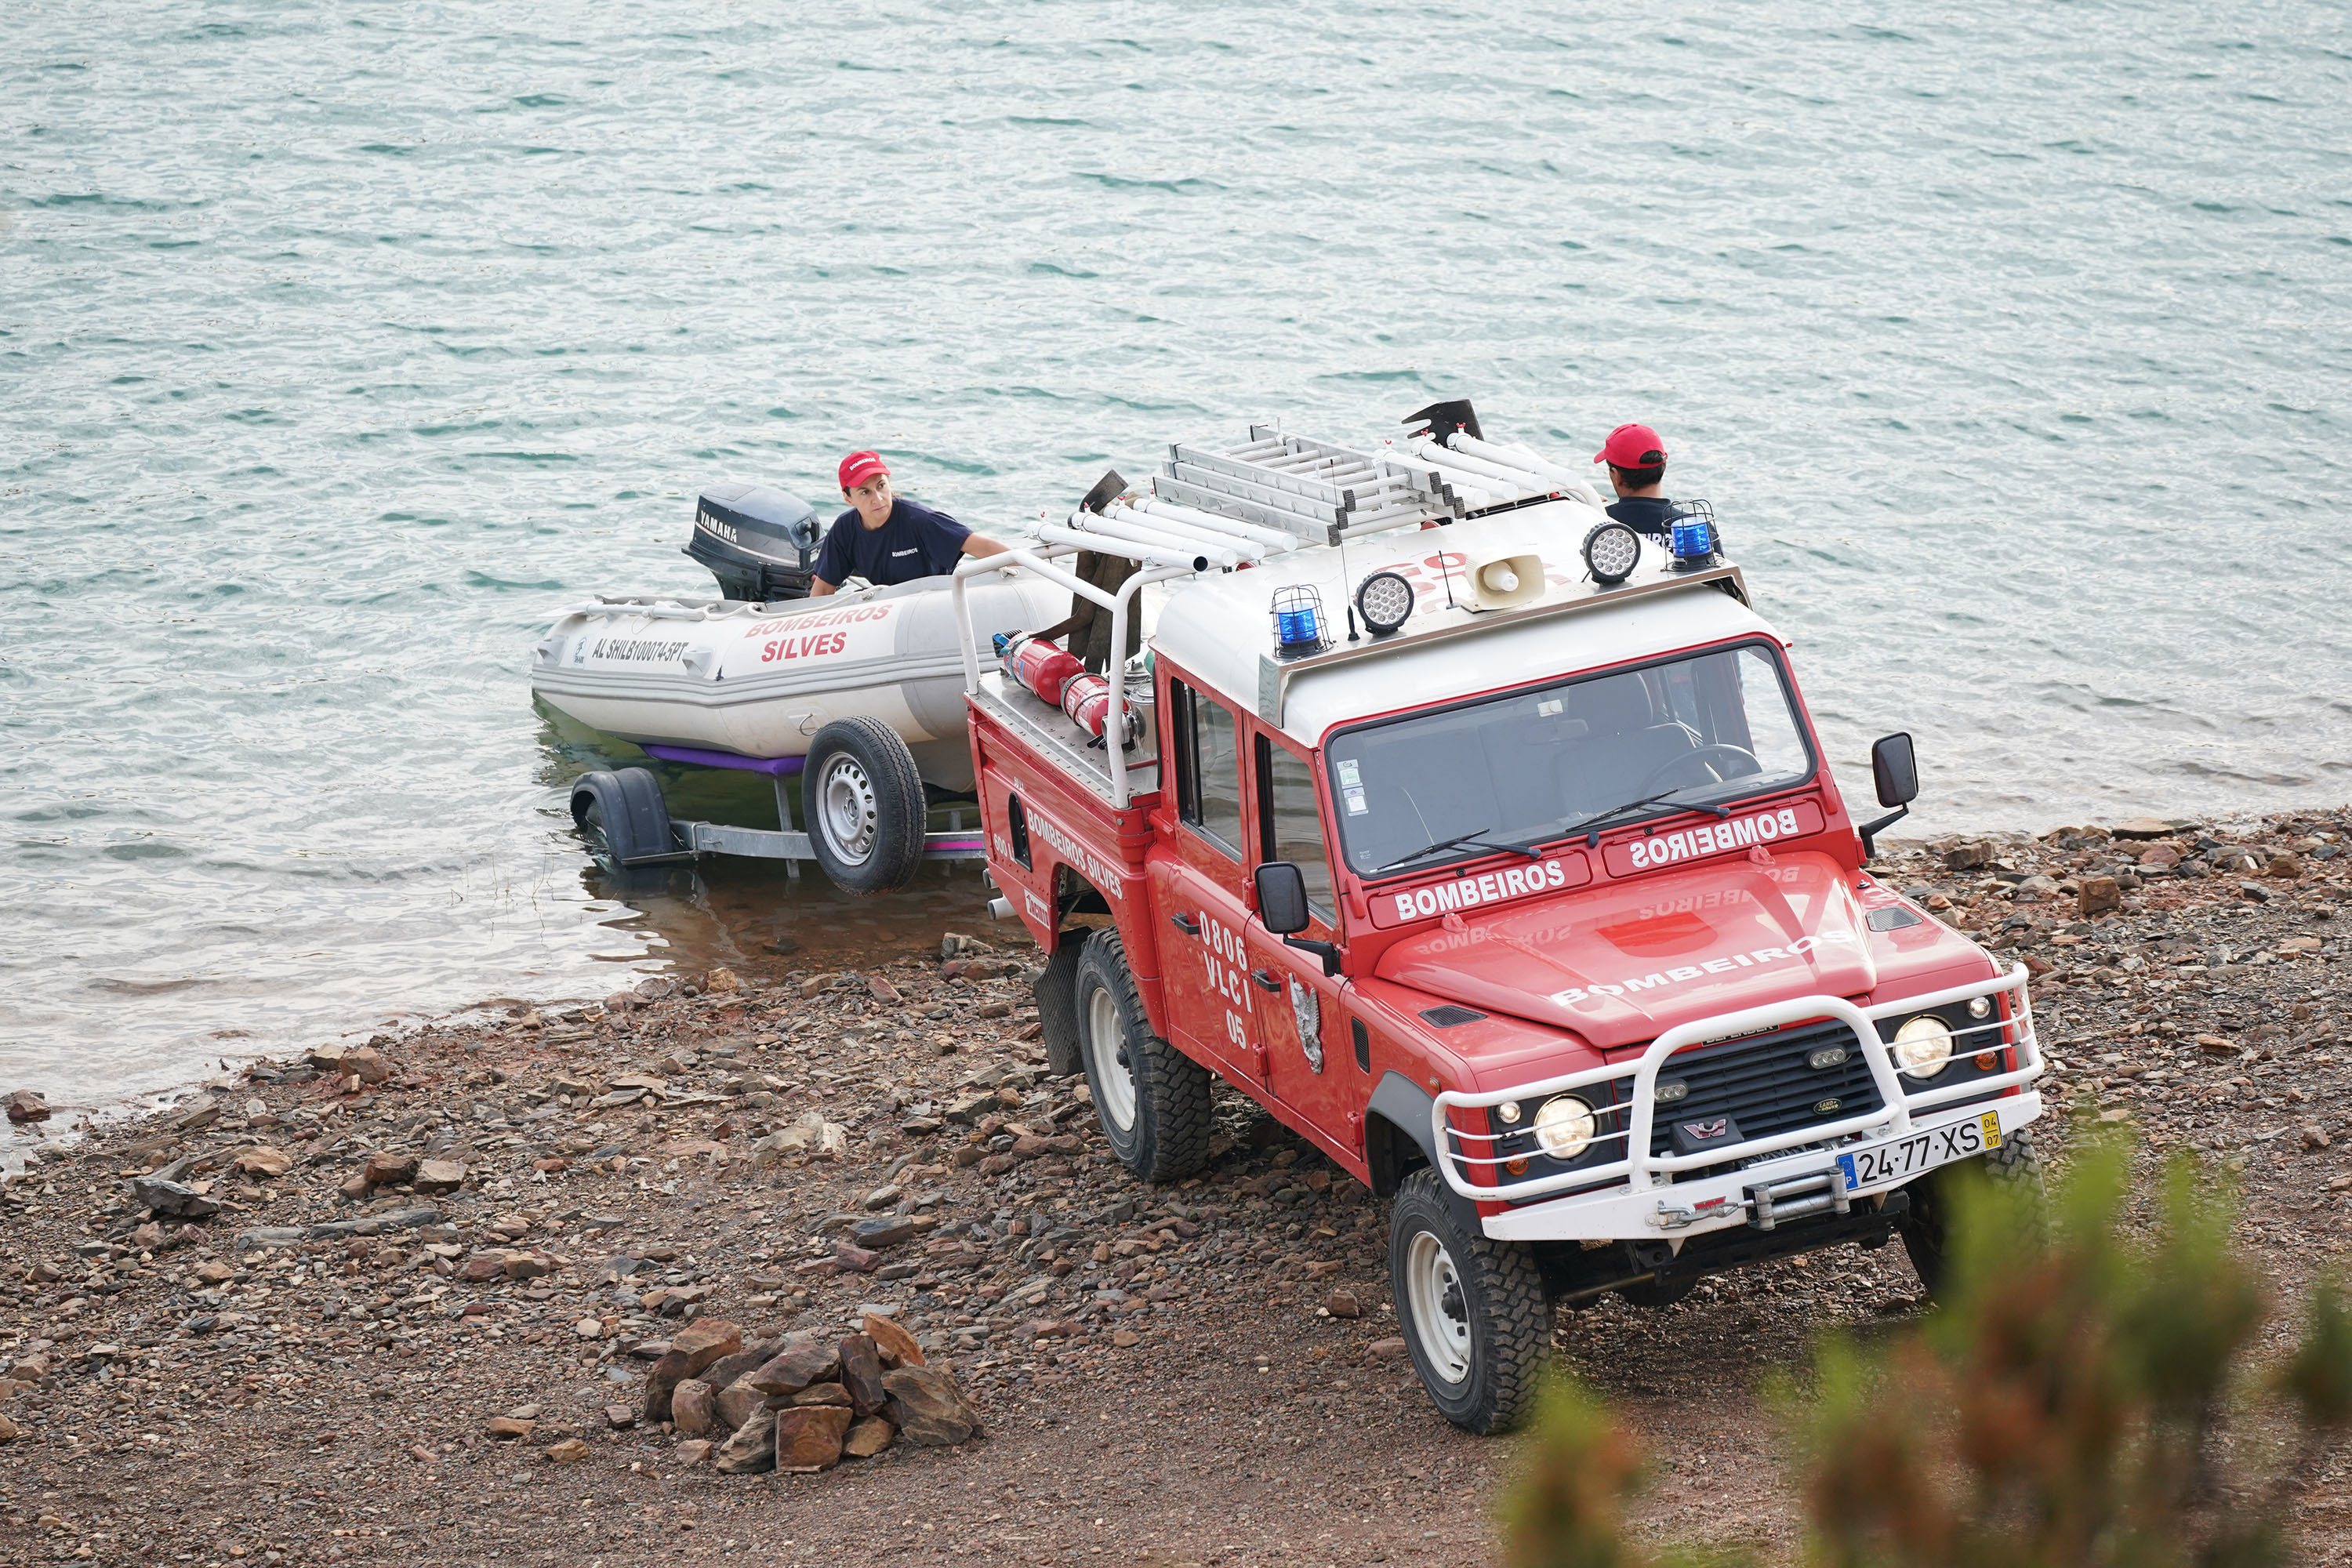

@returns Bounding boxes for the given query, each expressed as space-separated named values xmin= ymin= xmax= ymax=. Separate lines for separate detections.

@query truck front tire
xmin=1899 ymin=1126 xmax=2046 ymax=1301
xmin=1073 ymin=929 xmax=1211 ymax=1183
xmin=802 ymin=717 xmax=926 ymax=895
xmin=1388 ymin=1168 xmax=1550 ymax=1434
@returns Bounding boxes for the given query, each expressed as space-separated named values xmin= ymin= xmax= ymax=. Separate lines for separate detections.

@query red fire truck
xmin=947 ymin=405 xmax=2046 ymax=1432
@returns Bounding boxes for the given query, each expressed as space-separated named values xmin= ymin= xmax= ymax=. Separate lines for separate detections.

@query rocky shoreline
xmin=2 ymin=807 xmax=2348 ymax=1566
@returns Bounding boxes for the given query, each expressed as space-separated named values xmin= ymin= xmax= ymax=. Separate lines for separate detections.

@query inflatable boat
xmin=532 ymin=482 xmax=1062 ymax=787
xmin=533 ymin=481 xmax=1064 ymax=891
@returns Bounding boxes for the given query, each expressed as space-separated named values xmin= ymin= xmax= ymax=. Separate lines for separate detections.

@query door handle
xmin=1250 ymin=967 xmax=1282 ymax=993
xmin=1170 ymin=913 xmax=1201 ymax=935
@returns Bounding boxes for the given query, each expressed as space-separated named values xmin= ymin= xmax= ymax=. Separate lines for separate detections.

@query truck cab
xmin=951 ymin=409 xmax=2046 ymax=1432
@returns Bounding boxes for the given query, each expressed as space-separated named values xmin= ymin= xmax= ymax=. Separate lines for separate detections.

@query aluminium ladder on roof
xmin=1152 ymin=423 xmax=1575 ymax=547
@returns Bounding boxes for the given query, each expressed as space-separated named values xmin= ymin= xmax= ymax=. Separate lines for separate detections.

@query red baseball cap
xmin=1593 ymin=423 xmax=1668 ymax=467
xmin=838 ymin=450 xmax=891 ymax=490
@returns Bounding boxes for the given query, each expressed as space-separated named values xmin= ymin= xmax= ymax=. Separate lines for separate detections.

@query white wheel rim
xmin=1406 ymin=1230 xmax=1472 ymax=1385
xmin=815 ymin=754 xmax=877 ymax=865
xmin=1085 ymin=985 xmax=1138 ymax=1131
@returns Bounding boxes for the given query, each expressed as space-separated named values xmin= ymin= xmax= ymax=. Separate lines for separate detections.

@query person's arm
xmin=808 ymin=518 xmax=852 ymax=597
xmin=960 ymin=534 xmax=1010 ymax=562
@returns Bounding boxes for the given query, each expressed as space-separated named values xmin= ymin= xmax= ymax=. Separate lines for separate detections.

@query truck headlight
xmin=1533 ymin=1095 xmax=1595 ymax=1160
xmin=1893 ymin=1014 xmax=1955 ymax=1078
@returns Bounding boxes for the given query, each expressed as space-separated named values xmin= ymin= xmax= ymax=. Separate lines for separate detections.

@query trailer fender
xmin=569 ymin=768 xmax=677 ymax=867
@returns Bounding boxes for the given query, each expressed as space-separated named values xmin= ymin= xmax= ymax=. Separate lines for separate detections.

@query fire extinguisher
xmin=992 ymin=631 xmax=1083 ymax=706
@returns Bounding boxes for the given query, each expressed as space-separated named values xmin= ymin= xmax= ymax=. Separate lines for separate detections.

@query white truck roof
xmin=1147 ymin=501 xmax=1780 ymax=750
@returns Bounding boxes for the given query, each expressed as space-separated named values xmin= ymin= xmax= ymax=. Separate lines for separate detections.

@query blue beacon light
xmin=1670 ymin=517 xmax=1715 ymax=561
xmin=1269 ymin=585 xmax=1327 ymax=655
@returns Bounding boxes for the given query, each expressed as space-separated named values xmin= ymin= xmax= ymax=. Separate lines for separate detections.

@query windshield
xmin=1325 ymin=641 xmax=1815 ymax=878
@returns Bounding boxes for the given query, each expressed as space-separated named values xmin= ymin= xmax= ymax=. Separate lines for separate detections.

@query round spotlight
xmin=1581 ymin=521 xmax=1642 ymax=585
xmin=1966 ymin=996 xmax=1993 ymax=1019
xmin=1494 ymin=1100 xmax=1523 ymax=1126
xmin=1532 ymin=1095 xmax=1596 ymax=1161
xmin=1355 ymin=570 xmax=1414 ymax=637
xmin=1893 ymin=1014 xmax=1955 ymax=1078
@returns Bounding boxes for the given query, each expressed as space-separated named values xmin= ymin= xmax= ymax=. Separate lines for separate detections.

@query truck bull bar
xmin=1432 ymin=965 xmax=2044 ymax=1209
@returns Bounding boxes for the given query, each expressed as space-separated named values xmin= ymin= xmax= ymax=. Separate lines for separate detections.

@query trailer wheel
xmin=1900 ymin=1127 xmax=2046 ymax=1302
xmin=570 ymin=768 xmax=675 ymax=872
xmin=1388 ymin=1168 xmax=1550 ymax=1434
xmin=1074 ymin=929 xmax=1211 ymax=1182
xmin=802 ymin=717 xmax=926 ymax=895
xmin=1034 ymin=940 xmax=1084 ymax=1080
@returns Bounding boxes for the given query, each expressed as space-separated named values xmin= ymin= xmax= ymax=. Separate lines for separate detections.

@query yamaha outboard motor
xmin=683 ymin=481 xmax=824 ymax=602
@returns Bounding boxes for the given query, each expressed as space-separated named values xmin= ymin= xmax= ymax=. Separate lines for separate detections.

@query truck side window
xmin=1256 ymin=736 xmax=1336 ymax=923
xmin=1172 ymin=681 xmax=1244 ymax=857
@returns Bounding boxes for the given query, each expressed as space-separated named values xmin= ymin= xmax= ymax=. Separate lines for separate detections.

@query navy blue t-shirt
xmin=812 ymin=497 xmax=971 ymax=587
xmin=1605 ymin=495 xmax=1682 ymax=539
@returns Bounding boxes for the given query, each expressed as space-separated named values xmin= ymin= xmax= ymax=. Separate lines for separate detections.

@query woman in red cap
xmin=1594 ymin=423 xmax=1681 ymax=540
xmin=809 ymin=450 xmax=1007 ymax=597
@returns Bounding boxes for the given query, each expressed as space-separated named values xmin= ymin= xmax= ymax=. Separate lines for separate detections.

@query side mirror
xmin=1254 ymin=862 xmax=1311 ymax=936
xmin=1871 ymin=732 xmax=1918 ymax=808
xmin=1857 ymin=733 xmax=1918 ymax=862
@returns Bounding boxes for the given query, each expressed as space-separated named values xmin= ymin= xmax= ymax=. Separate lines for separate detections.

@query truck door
xmin=1241 ymin=732 xmax=1355 ymax=1148
xmin=1149 ymin=677 xmax=1267 ymax=1088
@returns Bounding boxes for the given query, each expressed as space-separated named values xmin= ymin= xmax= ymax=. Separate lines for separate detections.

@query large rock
xmin=232 ymin=1147 xmax=293 ymax=1178
xmin=131 ymin=1177 xmax=220 ymax=1218
xmin=713 ymin=1377 xmax=764 ymax=1433
xmin=838 ymin=1334 xmax=887 ymax=1416
xmin=786 ymin=1381 xmax=851 ymax=1407
xmin=644 ymin=1319 xmax=742 ymax=1425
xmin=413 ymin=1160 xmax=467 ymax=1194
xmin=774 ymin=1406 xmax=852 ymax=1472
xmin=880 ymin=1365 xmax=977 ymax=1446
xmin=745 ymin=1341 xmax=838 ymax=1396
xmin=670 ymin=1378 xmax=717 ymax=1436
xmin=361 ymin=1152 xmax=418 ymax=1189
xmin=2078 ymin=876 xmax=2123 ymax=917
xmin=5 ymin=1091 xmax=51 ymax=1124
xmin=712 ymin=1407 xmax=775 ymax=1475
xmin=697 ymin=1346 xmax=771 ymax=1393
xmin=841 ymin=1415 xmax=894 ymax=1458
xmin=863 ymin=1313 xmax=924 ymax=1368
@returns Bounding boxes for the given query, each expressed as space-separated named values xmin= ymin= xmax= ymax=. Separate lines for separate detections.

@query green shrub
xmin=1501 ymin=1134 xmax=2352 ymax=1568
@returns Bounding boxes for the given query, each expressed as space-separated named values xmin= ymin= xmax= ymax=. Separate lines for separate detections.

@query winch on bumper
xmin=1432 ymin=968 xmax=2045 ymax=1245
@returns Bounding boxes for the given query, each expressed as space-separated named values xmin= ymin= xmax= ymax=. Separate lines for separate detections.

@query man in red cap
xmin=1592 ymin=423 xmax=1681 ymax=539
xmin=809 ymin=450 xmax=1007 ymax=597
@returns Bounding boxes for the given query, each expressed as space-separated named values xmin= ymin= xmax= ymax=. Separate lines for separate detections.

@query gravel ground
xmin=4 ymin=808 xmax=2350 ymax=1567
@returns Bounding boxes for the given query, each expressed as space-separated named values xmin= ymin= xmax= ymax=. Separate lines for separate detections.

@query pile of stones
xmin=645 ymin=1312 xmax=979 ymax=1475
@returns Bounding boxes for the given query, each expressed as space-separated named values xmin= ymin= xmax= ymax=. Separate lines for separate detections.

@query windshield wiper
xmin=1566 ymin=787 xmax=1733 ymax=847
xmin=1372 ymin=826 xmax=1544 ymax=875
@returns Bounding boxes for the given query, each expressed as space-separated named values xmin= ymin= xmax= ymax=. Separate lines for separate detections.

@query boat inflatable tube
xmin=529 ymin=571 xmax=1065 ymax=791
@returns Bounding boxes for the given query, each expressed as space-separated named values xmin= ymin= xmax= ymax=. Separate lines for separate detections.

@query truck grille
xmin=1642 ymin=1018 xmax=1882 ymax=1160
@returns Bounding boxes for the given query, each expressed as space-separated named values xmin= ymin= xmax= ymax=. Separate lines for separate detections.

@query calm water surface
xmin=5 ymin=0 xmax=2349 ymax=1111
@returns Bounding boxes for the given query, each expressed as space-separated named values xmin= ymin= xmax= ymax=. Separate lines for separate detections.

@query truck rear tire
xmin=1900 ymin=1126 xmax=2046 ymax=1302
xmin=1034 ymin=940 xmax=1084 ymax=1080
xmin=1074 ymin=929 xmax=1211 ymax=1183
xmin=802 ymin=717 xmax=926 ymax=895
xmin=1388 ymin=1168 xmax=1550 ymax=1434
